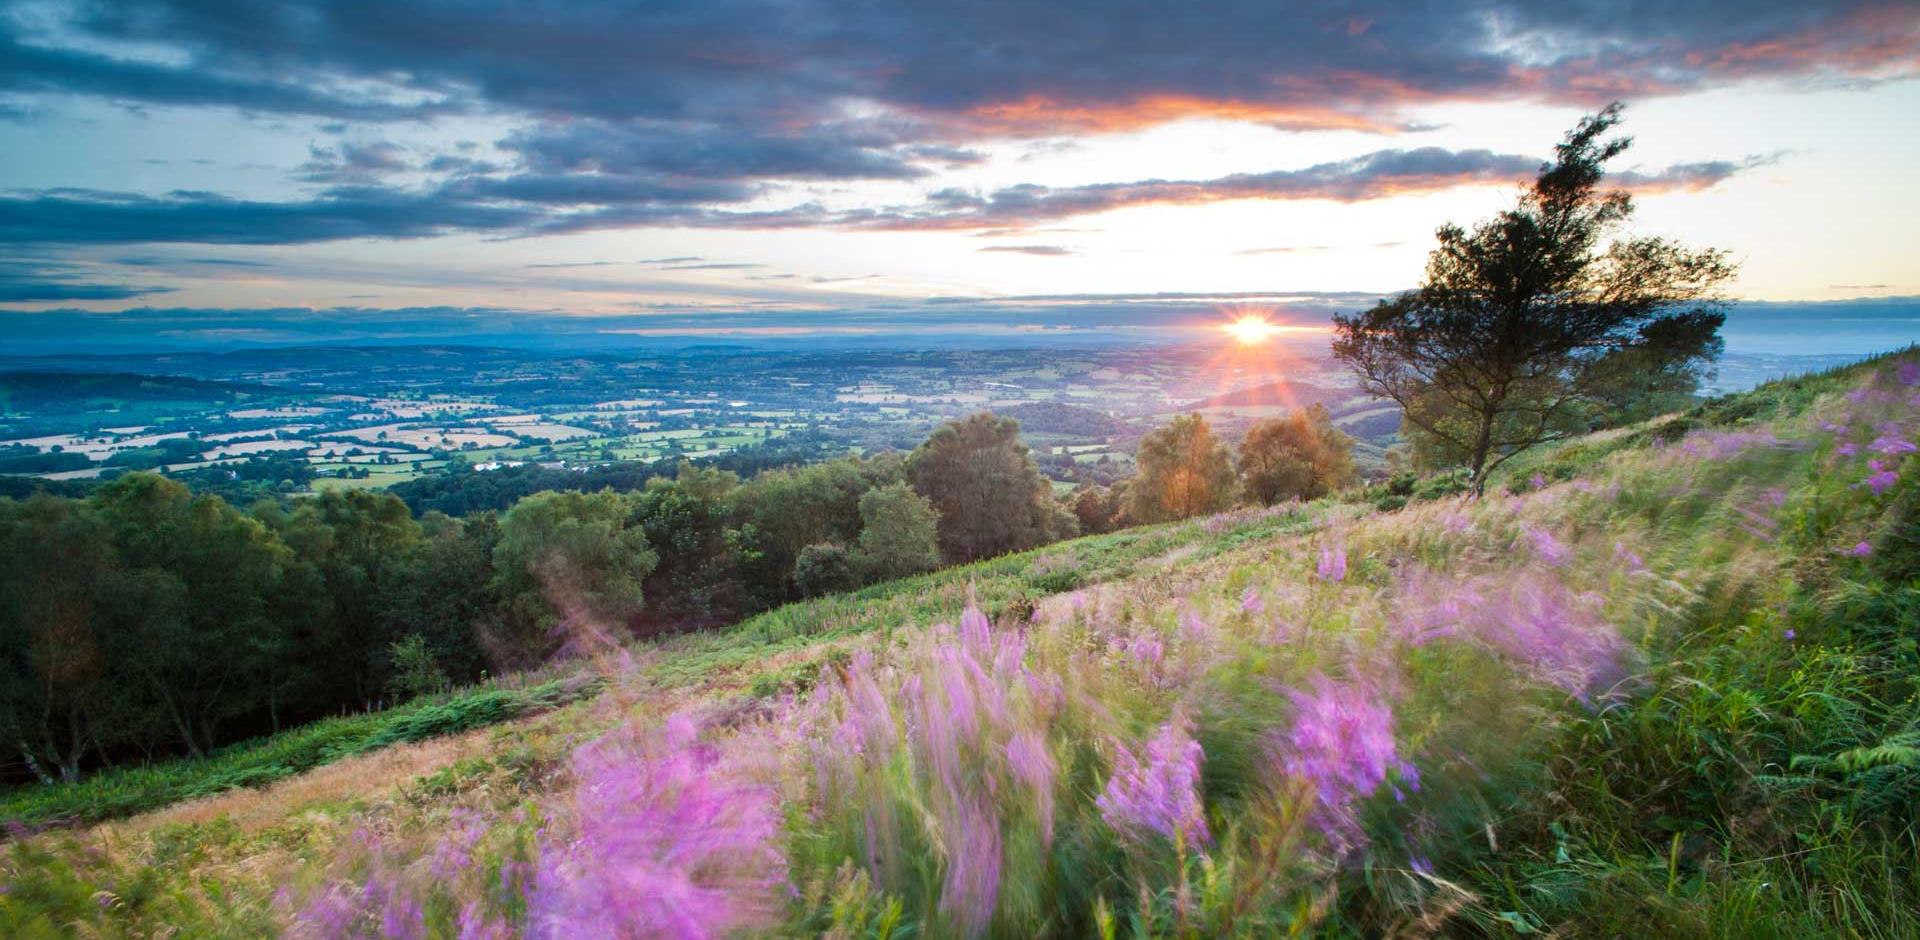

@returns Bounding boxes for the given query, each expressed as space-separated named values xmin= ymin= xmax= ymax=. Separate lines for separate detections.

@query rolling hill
xmin=3 ymin=349 xmax=1917 ymax=938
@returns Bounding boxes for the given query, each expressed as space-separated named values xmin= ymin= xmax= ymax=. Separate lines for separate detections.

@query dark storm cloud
xmin=0 ymin=2 xmax=1865 ymax=246
xmin=24 ymin=1 xmax=1910 ymax=132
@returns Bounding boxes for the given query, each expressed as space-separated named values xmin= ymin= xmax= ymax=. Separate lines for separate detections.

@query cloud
xmin=296 ymin=141 xmax=412 ymax=183
xmin=5 ymin=2 xmax=1907 ymax=145
xmin=0 ymin=262 xmax=173 ymax=302
xmin=978 ymin=245 xmax=1075 ymax=256
xmin=0 ymin=142 xmax=1772 ymax=246
xmin=0 ymin=187 xmax=540 ymax=245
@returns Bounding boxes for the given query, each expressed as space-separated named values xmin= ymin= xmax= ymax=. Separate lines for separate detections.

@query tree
xmin=906 ymin=413 xmax=1075 ymax=563
xmin=854 ymin=482 xmax=941 ymax=582
xmin=0 ymin=496 xmax=119 ymax=782
xmin=1129 ymin=414 xmax=1236 ymax=522
xmin=1238 ymin=404 xmax=1357 ymax=504
xmin=1068 ymin=484 xmax=1123 ymax=535
xmin=793 ymin=543 xmax=857 ymax=598
xmin=492 ymin=489 xmax=656 ymax=666
xmin=1330 ymin=103 xmax=1733 ymax=495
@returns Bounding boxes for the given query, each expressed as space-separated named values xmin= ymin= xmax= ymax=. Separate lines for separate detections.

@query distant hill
xmin=0 ymin=371 xmax=285 ymax=414
xmin=1185 ymin=379 xmax=1346 ymax=411
xmin=999 ymin=401 xmax=1121 ymax=436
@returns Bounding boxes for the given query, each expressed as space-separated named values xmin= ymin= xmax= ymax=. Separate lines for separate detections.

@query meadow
xmin=1 ymin=349 xmax=1916 ymax=938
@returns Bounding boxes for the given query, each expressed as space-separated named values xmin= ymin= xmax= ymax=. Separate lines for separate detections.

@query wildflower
xmin=1097 ymin=717 xmax=1210 ymax=851
xmin=1898 ymin=361 xmax=1920 ymax=387
xmin=1442 ymin=511 xmax=1472 ymax=535
xmin=1124 ymin=632 xmax=1164 ymax=666
xmin=1783 ymin=628 xmax=1797 ymax=641
xmin=1276 ymin=676 xmax=1418 ymax=852
xmin=1871 ymin=435 xmax=1917 ymax=456
xmin=1474 ymin=576 xmax=1626 ymax=701
xmin=1005 ymin=730 xmax=1057 ymax=844
xmin=528 ymin=714 xmax=786 ymax=940
xmin=1612 ymin=542 xmax=1646 ymax=573
xmin=1837 ymin=442 xmax=1859 ymax=456
xmin=1850 ymin=541 xmax=1874 ymax=557
xmin=1316 ymin=545 xmax=1348 ymax=582
xmin=1240 ymin=587 xmax=1265 ymax=615
xmin=1864 ymin=469 xmax=1899 ymax=495
xmin=1530 ymin=473 xmax=1548 ymax=490
xmin=1524 ymin=525 xmax=1571 ymax=566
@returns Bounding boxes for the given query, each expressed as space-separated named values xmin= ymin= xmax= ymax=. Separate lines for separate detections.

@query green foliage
xmin=385 ymin=634 xmax=450 ymax=703
xmin=492 ymin=488 xmax=656 ymax=663
xmin=854 ymin=481 xmax=941 ymax=582
xmin=907 ymin=412 xmax=1074 ymax=563
xmin=0 ymin=676 xmax=599 ymax=829
xmin=794 ymin=542 xmax=859 ymax=598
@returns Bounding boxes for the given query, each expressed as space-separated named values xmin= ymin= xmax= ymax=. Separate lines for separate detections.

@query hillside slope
xmin=4 ymin=349 xmax=1918 ymax=938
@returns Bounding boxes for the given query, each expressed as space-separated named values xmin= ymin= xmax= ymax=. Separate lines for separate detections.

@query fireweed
xmin=1096 ymin=715 xmax=1211 ymax=852
xmin=1274 ymin=675 xmax=1418 ymax=853
xmin=527 ymin=714 xmax=787 ymax=940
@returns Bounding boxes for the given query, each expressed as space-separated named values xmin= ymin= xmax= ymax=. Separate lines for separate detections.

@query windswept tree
xmin=1239 ymin=404 xmax=1357 ymax=505
xmin=907 ymin=413 xmax=1075 ymax=563
xmin=1129 ymin=414 xmax=1236 ymax=523
xmin=1331 ymin=103 xmax=1734 ymax=495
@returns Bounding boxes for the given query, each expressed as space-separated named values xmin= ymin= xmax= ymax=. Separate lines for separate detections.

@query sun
xmin=1222 ymin=314 xmax=1281 ymax=345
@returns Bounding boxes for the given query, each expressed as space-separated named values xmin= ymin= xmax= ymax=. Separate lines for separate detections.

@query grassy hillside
xmin=3 ymin=348 xmax=1917 ymax=938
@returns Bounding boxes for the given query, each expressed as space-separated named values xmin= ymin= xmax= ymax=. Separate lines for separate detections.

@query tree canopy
xmin=1129 ymin=413 xmax=1236 ymax=523
xmin=1238 ymin=404 xmax=1357 ymax=505
xmin=1331 ymin=103 xmax=1733 ymax=494
xmin=907 ymin=412 xmax=1075 ymax=563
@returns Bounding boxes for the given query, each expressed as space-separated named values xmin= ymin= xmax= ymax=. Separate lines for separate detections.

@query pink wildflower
xmin=1864 ymin=469 xmax=1899 ymax=495
xmin=1850 ymin=541 xmax=1874 ymax=557
xmin=1524 ymin=525 xmax=1571 ymax=566
xmin=1097 ymin=717 xmax=1210 ymax=851
xmin=1317 ymin=545 xmax=1347 ymax=582
xmin=1275 ymin=676 xmax=1417 ymax=852
xmin=1240 ymin=587 xmax=1265 ymax=615
xmin=528 ymin=715 xmax=786 ymax=940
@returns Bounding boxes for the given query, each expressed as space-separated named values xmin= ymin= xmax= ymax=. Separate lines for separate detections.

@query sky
xmin=0 ymin=0 xmax=1917 ymax=350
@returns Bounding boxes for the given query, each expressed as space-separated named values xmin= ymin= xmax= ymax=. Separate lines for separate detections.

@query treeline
xmin=0 ymin=406 xmax=1361 ymax=785
xmin=0 ymin=414 xmax=1071 ymax=783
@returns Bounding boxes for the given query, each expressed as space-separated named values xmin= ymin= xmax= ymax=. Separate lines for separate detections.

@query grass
xmin=0 ymin=675 xmax=602 ymax=830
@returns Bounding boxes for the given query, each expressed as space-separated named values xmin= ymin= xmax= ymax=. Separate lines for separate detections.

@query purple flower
xmin=1530 ymin=473 xmax=1548 ymax=490
xmin=1316 ymin=545 xmax=1347 ymax=582
xmin=1097 ymin=717 xmax=1210 ymax=851
xmin=1783 ymin=629 xmax=1797 ymax=641
xmin=1850 ymin=541 xmax=1874 ymax=557
xmin=1524 ymin=525 xmax=1571 ymax=567
xmin=528 ymin=714 xmax=786 ymax=940
xmin=1865 ymin=470 xmax=1899 ymax=495
xmin=1837 ymin=442 xmax=1859 ymax=457
xmin=1871 ymin=436 xmax=1917 ymax=457
xmin=1612 ymin=542 xmax=1646 ymax=573
xmin=1897 ymin=361 xmax=1920 ymax=387
xmin=1240 ymin=587 xmax=1265 ymax=615
xmin=1275 ymin=676 xmax=1417 ymax=852
xmin=1005 ymin=730 xmax=1057 ymax=844
xmin=1473 ymin=576 xmax=1627 ymax=701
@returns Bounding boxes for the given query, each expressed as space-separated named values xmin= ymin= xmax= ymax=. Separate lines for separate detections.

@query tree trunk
xmin=17 ymin=743 xmax=56 ymax=786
